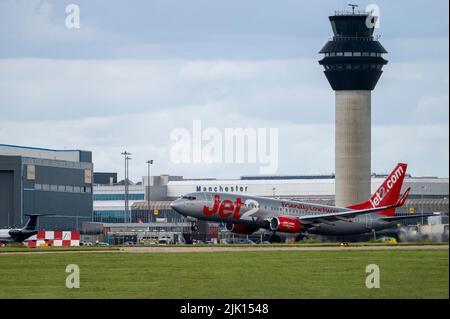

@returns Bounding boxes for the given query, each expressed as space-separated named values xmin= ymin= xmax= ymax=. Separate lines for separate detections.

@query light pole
xmin=121 ymin=151 xmax=132 ymax=224
xmin=421 ymin=185 xmax=427 ymax=225
xmin=126 ymin=156 xmax=132 ymax=224
xmin=146 ymin=160 xmax=154 ymax=222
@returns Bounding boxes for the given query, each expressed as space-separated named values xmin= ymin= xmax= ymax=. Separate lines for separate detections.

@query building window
xmin=66 ymin=185 xmax=73 ymax=192
xmin=35 ymin=184 xmax=42 ymax=190
xmin=93 ymin=210 xmax=126 ymax=223
xmin=50 ymin=184 xmax=58 ymax=191
xmin=58 ymin=185 xmax=66 ymax=192
xmin=93 ymin=194 xmax=145 ymax=201
xmin=42 ymin=184 xmax=50 ymax=191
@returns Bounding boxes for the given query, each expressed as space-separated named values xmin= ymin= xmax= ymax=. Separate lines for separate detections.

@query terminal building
xmin=0 ymin=144 xmax=93 ymax=230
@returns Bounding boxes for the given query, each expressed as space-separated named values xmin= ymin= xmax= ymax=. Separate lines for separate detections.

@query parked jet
xmin=171 ymin=163 xmax=433 ymax=242
xmin=0 ymin=214 xmax=44 ymax=245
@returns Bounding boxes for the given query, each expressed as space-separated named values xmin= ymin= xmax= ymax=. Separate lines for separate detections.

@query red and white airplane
xmin=171 ymin=163 xmax=431 ymax=242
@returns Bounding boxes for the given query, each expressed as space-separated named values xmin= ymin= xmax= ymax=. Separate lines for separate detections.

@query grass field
xmin=0 ymin=249 xmax=448 ymax=298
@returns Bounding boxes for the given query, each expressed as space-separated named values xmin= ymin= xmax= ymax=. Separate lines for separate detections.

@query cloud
xmin=1 ymin=0 xmax=448 ymax=60
xmin=0 ymin=1 xmax=448 ymax=179
xmin=1 ymin=106 xmax=448 ymax=180
xmin=0 ymin=58 xmax=331 ymax=123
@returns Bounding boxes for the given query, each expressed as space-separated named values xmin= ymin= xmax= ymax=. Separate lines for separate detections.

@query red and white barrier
xmin=27 ymin=231 xmax=80 ymax=247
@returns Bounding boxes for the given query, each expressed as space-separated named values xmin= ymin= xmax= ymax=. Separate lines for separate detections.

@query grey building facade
xmin=0 ymin=144 xmax=93 ymax=230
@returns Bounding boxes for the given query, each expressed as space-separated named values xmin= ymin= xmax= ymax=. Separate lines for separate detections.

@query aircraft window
xmin=182 ymin=196 xmax=196 ymax=200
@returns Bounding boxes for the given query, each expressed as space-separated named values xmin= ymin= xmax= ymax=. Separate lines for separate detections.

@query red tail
xmin=347 ymin=163 xmax=408 ymax=216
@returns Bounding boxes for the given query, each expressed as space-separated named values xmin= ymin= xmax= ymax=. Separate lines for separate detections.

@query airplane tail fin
xmin=22 ymin=214 xmax=41 ymax=231
xmin=347 ymin=163 xmax=408 ymax=216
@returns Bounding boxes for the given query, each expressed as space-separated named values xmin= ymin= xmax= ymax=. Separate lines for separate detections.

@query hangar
xmin=0 ymin=144 xmax=93 ymax=230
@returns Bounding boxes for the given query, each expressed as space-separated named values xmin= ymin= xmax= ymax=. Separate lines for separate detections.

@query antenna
xmin=348 ymin=3 xmax=358 ymax=14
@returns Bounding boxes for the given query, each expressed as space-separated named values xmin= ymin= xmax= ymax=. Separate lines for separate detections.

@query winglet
xmin=396 ymin=187 xmax=411 ymax=207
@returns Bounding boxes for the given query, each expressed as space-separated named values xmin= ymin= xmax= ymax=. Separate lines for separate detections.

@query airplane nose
xmin=170 ymin=199 xmax=183 ymax=212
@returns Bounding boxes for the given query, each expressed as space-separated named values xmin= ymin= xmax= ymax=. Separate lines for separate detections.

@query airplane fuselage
xmin=0 ymin=228 xmax=38 ymax=243
xmin=171 ymin=192 xmax=397 ymax=236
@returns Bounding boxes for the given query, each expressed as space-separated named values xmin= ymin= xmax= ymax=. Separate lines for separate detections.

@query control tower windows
xmin=325 ymin=52 xmax=383 ymax=57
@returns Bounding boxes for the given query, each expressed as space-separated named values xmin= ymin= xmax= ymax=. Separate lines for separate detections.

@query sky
xmin=0 ymin=0 xmax=448 ymax=181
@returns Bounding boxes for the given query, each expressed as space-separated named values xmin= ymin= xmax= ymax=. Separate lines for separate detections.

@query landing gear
xmin=269 ymin=234 xmax=282 ymax=243
xmin=190 ymin=221 xmax=199 ymax=232
xmin=295 ymin=234 xmax=308 ymax=242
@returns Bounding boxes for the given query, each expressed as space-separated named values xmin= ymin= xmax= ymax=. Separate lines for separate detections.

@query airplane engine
xmin=225 ymin=223 xmax=259 ymax=235
xmin=269 ymin=216 xmax=302 ymax=233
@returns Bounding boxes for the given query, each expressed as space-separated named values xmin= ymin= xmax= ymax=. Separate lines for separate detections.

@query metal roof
xmin=132 ymin=201 xmax=172 ymax=210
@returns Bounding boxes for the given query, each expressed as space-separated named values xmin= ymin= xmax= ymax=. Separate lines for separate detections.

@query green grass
xmin=0 ymin=250 xmax=447 ymax=298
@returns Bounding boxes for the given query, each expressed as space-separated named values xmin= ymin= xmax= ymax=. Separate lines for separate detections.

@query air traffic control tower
xmin=319 ymin=6 xmax=388 ymax=207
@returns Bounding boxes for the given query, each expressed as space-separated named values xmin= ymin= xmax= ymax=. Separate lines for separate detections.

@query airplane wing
xmin=379 ymin=213 xmax=437 ymax=222
xmin=299 ymin=188 xmax=410 ymax=224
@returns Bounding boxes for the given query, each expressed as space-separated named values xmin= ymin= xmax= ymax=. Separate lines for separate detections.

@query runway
xmin=120 ymin=245 xmax=449 ymax=253
xmin=0 ymin=244 xmax=447 ymax=255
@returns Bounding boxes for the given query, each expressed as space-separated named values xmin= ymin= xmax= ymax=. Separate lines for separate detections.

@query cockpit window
xmin=182 ymin=196 xmax=196 ymax=200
